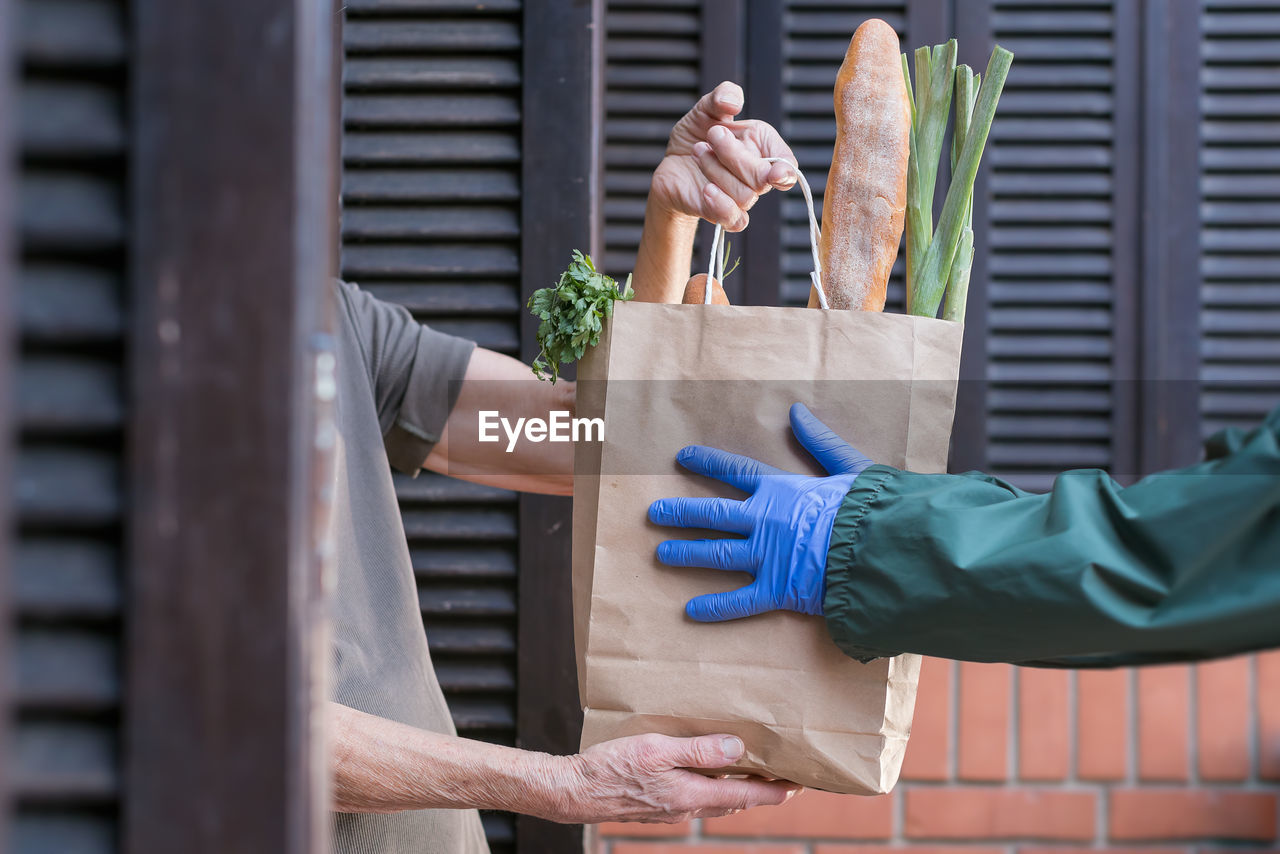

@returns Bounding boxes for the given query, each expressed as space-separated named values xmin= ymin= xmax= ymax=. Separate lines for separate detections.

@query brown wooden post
xmin=517 ymin=0 xmax=601 ymax=851
xmin=126 ymin=0 xmax=337 ymax=851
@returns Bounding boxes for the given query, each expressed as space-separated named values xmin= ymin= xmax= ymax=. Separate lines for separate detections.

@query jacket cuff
xmin=822 ymin=464 xmax=901 ymax=663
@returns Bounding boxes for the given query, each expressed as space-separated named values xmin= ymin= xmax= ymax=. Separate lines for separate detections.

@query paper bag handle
xmin=704 ymin=157 xmax=828 ymax=309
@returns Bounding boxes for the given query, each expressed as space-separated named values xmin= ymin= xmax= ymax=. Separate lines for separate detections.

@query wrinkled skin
xmin=650 ymin=81 xmax=799 ymax=232
xmin=542 ymin=732 xmax=800 ymax=824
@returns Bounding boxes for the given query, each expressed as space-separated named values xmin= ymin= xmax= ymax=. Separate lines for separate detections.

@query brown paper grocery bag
xmin=571 ymin=301 xmax=962 ymax=794
xmin=572 ymin=161 xmax=963 ymax=793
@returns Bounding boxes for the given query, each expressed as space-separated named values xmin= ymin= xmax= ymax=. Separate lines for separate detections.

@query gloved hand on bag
xmin=648 ymin=403 xmax=873 ymax=621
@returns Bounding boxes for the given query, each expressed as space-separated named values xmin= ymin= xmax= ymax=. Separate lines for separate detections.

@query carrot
xmin=682 ymin=274 xmax=730 ymax=305
xmin=808 ymin=18 xmax=911 ymax=312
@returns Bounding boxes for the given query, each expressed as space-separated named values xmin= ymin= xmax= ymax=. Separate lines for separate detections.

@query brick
xmin=1259 ymin=650 xmax=1280 ymax=779
xmin=614 ymin=846 xmax=804 ymax=854
xmin=1138 ymin=665 xmax=1190 ymax=781
xmin=901 ymin=656 xmax=952 ymax=781
xmin=599 ymin=821 xmax=691 ymax=838
xmin=1110 ymin=789 xmax=1277 ymax=841
xmin=1197 ymin=655 xmax=1251 ymax=781
xmin=958 ymin=662 xmax=1011 ymax=781
xmin=1021 ymin=848 xmax=1186 ymax=854
xmin=1077 ymin=668 xmax=1129 ymax=780
xmin=904 ymin=788 xmax=1095 ymax=840
xmin=702 ymin=789 xmax=892 ymax=839
xmin=819 ymin=848 xmax=1005 ymax=854
xmin=1018 ymin=668 xmax=1070 ymax=780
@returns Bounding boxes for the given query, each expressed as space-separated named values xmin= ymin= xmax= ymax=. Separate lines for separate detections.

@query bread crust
xmin=809 ymin=19 xmax=910 ymax=311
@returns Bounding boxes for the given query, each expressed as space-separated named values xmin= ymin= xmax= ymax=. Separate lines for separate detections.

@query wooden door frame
xmin=125 ymin=0 xmax=337 ymax=851
xmin=517 ymin=1 xmax=601 ymax=851
xmin=1110 ymin=0 xmax=1204 ymax=480
xmin=1138 ymin=0 xmax=1202 ymax=471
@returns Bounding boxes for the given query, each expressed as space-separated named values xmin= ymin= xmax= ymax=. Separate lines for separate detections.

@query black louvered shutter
xmin=603 ymin=1 xmax=704 ymax=280
xmin=611 ymin=0 xmax=1208 ymax=485
xmin=12 ymin=0 xmax=127 ymax=851
xmin=341 ymin=3 xmax=522 ymax=850
xmin=976 ymin=0 xmax=1140 ymax=489
xmin=1200 ymin=0 xmax=1280 ymax=436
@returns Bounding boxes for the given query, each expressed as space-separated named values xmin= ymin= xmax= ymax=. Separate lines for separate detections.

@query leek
xmin=903 ymin=44 xmax=1013 ymax=320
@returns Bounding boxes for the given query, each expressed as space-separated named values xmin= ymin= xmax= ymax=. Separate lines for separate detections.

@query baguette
xmin=808 ymin=19 xmax=911 ymax=311
xmin=681 ymin=274 xmax=730 ymax=305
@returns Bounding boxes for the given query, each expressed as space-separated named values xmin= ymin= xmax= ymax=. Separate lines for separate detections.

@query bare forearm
xmin=331 ymin=703 xmax=572 ymax=816
xmin=425 ymin=347 xmax=575 ymax=495
xmin=632 ymin=198 xmax=698 ymax=303
xmin=332 ymin=703 xmax=799 ymax=823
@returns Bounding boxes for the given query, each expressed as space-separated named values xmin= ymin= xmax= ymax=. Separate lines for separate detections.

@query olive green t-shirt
xmin=330 ymin=280 xmax=489 ymax=854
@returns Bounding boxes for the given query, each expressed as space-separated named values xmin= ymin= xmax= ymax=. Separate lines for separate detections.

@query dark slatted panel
xmin=782 ymin=2 xmax=908 ymax=307
xmin=12 ymin=0 xmax=127 ymax=851
xmin=983 ymin=0 xmax=1120 ymax=490
xmin=603 ymin=1 xmax=702 ymax=278
xmin=1200 ymin=0 xmax=1280 ymax=435
xmin=341 ymin=3 xmax=521 ymax=849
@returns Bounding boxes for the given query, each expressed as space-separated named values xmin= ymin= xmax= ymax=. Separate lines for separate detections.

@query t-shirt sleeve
xmin=336 ymin=280 xmax=475 ymax=475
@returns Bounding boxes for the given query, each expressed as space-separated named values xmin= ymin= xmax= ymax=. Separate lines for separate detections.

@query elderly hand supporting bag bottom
xmin=571 ymin=169 xmax=962 ymax=795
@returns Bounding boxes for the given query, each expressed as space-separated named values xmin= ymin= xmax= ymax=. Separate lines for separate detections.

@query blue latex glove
xmin=648 ymin=403 xmax=873 ymax=621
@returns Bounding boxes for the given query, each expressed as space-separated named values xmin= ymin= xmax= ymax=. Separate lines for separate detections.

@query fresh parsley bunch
xmin=528 ymin=250 xmax=634 ymax=383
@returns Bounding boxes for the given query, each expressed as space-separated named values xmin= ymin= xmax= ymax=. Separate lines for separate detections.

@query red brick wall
xmin=598 ymin=652 xmax=1280 ymax=851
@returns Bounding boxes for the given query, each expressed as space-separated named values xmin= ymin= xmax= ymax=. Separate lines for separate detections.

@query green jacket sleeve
xmin=822 ymin=406 xmax=1280 ymax=667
